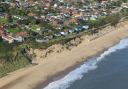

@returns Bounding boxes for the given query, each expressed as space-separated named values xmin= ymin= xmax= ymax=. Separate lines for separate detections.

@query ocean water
xmin=43 ymin=38 xmax=128 ymax=89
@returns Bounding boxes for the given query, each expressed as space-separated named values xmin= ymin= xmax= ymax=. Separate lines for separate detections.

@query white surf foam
xmin=43 ymin=38 xmax=128 ymax=89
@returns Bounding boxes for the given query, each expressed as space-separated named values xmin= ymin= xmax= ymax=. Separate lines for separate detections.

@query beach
xmin=0 ymin=21 xmax=128 ymax=89
xmin=57 ymin=38 xmax=128 ymax=89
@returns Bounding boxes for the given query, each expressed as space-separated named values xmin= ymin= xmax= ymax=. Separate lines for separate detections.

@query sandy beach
xmin=0 ymin=21 xmax=128 ymax=89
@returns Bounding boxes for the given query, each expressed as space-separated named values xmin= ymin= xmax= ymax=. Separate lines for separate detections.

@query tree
xmin=7 ymin=13 xmax=13 ymax=22
xmin=106 ymin=13 xmax=121 ymax=26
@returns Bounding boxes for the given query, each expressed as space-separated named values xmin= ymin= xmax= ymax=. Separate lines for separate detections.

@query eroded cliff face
xmin=30 ymin=20 xmax=128 ymax=63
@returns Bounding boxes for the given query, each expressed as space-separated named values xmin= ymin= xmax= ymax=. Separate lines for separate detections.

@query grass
xmin=0 ymin=42 xmax=30 ymax=77
xmin=0 ymin=17 xmax=8 ymax=24
xmin=8 ymin=27 xmax=21 ymax=34
xmin=0 ymin=53 xmax=30 ymax=77
xmin=31 ymin=25 xmax=40 ymax=32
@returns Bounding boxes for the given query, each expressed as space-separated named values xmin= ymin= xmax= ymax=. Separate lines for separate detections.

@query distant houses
xmin=0 ymin=0 xmax=126 ymax=44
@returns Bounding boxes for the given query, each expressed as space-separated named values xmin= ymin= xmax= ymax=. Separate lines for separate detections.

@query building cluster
xmin=0 ymin=0 xmax=127 ymax=43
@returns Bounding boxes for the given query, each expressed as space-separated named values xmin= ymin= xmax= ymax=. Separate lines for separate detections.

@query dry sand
xmin=0 ymin=21 xmax=128 ymax=89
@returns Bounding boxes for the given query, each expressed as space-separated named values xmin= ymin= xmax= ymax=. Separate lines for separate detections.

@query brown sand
xmin=0 ymin=21 xmax=128 ymax=89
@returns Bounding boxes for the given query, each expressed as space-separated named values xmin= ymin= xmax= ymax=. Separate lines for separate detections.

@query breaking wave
xmin=43 ymin=38 xmax=128 ymax=89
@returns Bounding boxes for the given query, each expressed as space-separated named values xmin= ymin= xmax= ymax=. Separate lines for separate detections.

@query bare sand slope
xmin=0 ymin=21 xmax=128 ymax=89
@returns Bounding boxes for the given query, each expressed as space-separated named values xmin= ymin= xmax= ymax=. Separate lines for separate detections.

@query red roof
xmin=16 ymin=31 xmax=28 ymax=37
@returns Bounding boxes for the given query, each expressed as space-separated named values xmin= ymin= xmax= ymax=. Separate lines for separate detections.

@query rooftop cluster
xmin=0 ymin=0 xmax=128 ymax=44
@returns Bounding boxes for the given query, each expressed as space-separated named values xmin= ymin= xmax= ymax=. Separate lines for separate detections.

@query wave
xmin=43 ymin=38 xmax=128 ymax=89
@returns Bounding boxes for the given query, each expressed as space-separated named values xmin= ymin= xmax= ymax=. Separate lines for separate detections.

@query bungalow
xmin=60 ymin=31 xmax=65 ymax=35
xmin=64 ymin=18 xmax=78 ymax=26
xmin=16 ymin=31 xmax=28 ymax=37
xmin=90 ymin=15 xmax=97 ymax=20
xmin=2 ymin=35 xmax=14 ymax=43
xmin=0 ymin=25 xmax=4 ymax=37
xmin=111 ymin=7 xmax=121 ymax=13
xmin=82 ymin=25 xmax=89 ymax=30
xmin=0 ymin=24 xmax=14 ymax=43
xmin=35 ymin=38 xmax=49 ymax=43
xmin=14 ymin=36 xmax=23 ymax=42
xmin=51 ymin=19 xmax=61 ymax=27
xmin=53 ymin=3 xmax=58 ymax=8
xmin=54 ymin=33 xmax=61 ymax=37
xmin=73 ymin=13 xmax=83 ymax=18
xmin=28 ymin=13 xmax=36 ymax=17
xmin=122 ymin=3 xmax=128 ymax=9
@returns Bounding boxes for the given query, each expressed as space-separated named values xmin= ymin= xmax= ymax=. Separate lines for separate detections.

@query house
xmin=26 ymin=0 xmax=35 ymax=5
xmin=0 ymin=24 xmax=14 ymax=43
xmin=2 ymin=35 xmax=14 ymax=43
xmin=122 ymin=3 xmax=128 ymax=9
xmin=90 ymin=15 xmax=97 ymax=20
xmin=54 ymin=33 xmax=61 ymax=37
xmin=0 ymin=25 xmax=4 ymax=37
xmin=16 ymin=31 xmax=28 ymax=37
xmin=68 ymin=29 xmax=74 ymax=33
xmin=35 ymin=38 xmax=49 ymax=43
xmin=14 ymin=36 xmax=23 ymax=42
xmin=73 ymin=13 xmax=82 ymax=18
xmin=64 ymin=18 xmax=78 ymax=26
xmin=111 ymin=7 xmax=121 ymax=13
xmin=60 ymin=31 xmax=68 ymax=35
xmin=28 ymin=13 xmax=36 ymax=17
xmin=52 ymin=19 xmax=60 ymax=27
xmin=82 ymin=25 xmax=89 ymax=30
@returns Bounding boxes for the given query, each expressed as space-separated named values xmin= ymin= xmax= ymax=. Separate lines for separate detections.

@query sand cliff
xmin=0 ymin=21 xmax=128 ymax=89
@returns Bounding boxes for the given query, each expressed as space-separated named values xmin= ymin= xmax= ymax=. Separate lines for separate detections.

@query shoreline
xmin=0 ymin=21 xmax=128 ymax=89
xmin=34 ymin=48 xmax=108 ymax=89
xmin=34 ymin=40 xmax=120 ymax=89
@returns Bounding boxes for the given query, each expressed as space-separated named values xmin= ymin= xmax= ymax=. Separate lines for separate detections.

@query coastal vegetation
xmin=0 ymin=41 xmax=30 ymax=77
xmin=0 ymin=0 xmax=128 ymax=78
xmin=0 ymin=52 xmax=29 ymax=77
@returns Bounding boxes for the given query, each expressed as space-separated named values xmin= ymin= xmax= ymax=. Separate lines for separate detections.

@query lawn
xmin=8 ymin=27 xmax=21 ymax=34
xmin=31 ymin=25 xmax=40 ymax=32
xmin=0 ymin=17 xmax=8 ymax=24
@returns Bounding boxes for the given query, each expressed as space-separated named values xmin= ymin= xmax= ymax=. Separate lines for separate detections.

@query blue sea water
xmin=43 ymin=38 xmax=128 ymax=89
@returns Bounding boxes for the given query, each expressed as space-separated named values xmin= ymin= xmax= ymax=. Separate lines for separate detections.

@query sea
xmin=42 ymin=38 xmax=128 ymax=89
